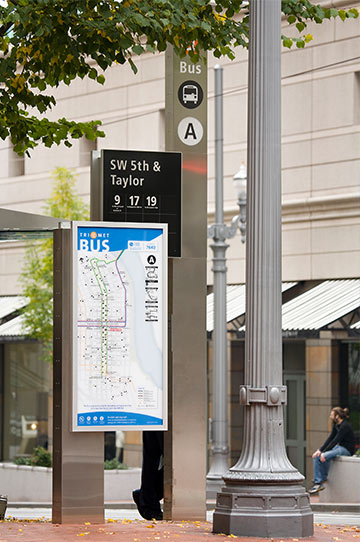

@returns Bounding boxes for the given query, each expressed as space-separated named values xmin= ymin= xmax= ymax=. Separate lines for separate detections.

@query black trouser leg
xmin=139 ymin=431 xmax=164 ymax=514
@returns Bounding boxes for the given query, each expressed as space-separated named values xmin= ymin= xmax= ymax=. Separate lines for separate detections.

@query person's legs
xmin=322 ymin=444 xmax=351 ymax=463
xmin=313 ymin=445 xmax=351 ymax=485
xmin=313 ymin=455 xmax=329 ymax=484
xmin=133 ymin=431 xmax=164 ymax=520
xmin=140 ymin=431 xmax=164 ymax=511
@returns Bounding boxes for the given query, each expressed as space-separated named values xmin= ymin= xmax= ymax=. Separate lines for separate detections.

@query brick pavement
xmin=0 ymin=518 xmax=360 ymax=542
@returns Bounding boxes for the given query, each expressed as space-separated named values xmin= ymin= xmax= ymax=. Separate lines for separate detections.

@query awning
xmin=0 ymin=314 xmax=27 ymax=338
xmin=0 ymin=296 xmax=29 ymax=339
xmin=282 ymin=280 xmax=360 ymax=331
xmin=216 ymin=279 xmax=360 ymax=334
xmin=0 ymin=296 xmax=28 ymax=321
xmin=207 ymin=282 xmax=297 ymax=332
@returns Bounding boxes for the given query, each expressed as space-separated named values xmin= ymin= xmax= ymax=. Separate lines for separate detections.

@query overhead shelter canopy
xmin=0 ymin=208 xmax=63 ymax=240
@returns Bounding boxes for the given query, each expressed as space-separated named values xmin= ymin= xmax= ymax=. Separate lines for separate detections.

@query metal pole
xmin=206 ymin=65 xmax=230 ymax=498
xmin=214 ymin=65 xmax=224 ymax=225
xmin=213 ymin=0 xmax=313 ymax=537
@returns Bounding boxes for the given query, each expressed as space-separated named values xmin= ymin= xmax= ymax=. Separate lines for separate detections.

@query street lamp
xmin=206 ymin=64 xmax=246 ymax=498
xmin=233 ymin=163 xmax=247 ymax=244
xmin=212 ymin=0 xmax=313 ymax=537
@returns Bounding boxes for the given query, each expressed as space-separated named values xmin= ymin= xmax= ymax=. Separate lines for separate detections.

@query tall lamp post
xmin=206 ymin=64 xmax=246 ymax=498
xmin=213 ymin=0 xmax=313 ymax=537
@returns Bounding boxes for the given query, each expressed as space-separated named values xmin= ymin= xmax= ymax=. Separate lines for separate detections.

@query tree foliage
xmin=19 ymin=167 xmax=89 ymax=363
xmin=0 ymin=0 xmax=358 ymax=154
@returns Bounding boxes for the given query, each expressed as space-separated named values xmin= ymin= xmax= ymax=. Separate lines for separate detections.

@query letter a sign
xmin=177 ymin=117 xmax=204 ymax=146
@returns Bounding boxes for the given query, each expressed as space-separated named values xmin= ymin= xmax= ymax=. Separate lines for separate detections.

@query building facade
xmin=0 ymin=2 xmax=359 ymax=481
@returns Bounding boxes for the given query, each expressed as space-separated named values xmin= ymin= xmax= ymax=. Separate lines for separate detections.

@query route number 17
xmin=128 ymin=195 xmax=140 ymax=206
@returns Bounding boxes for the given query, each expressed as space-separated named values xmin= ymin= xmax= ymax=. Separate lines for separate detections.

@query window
xmin=1 ymin=342 xmax=50 ymax=460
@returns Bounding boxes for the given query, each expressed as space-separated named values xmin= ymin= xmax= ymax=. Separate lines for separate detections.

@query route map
xmin=73 ymin=224 xmax=167 ymax=430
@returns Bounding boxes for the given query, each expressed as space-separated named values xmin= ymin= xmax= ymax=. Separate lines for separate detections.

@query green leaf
xmin=38 ymin=80 xmax=46 ymax=91
xmin=128 ymin=58 xmax=138 ymax=74
xmin=132 ymin=44 xmax=144 ymax=55
xmin=339 ymin=9 xmax=346 ymax=21
xmin=96 ymin=74 xmax=105 ymax=84
xmin=296 ymin=21 xmax=305 ymax=32
xmin=282 ymin=36 xmax=293 ymax=49
xmin=287 ymin=15 xmax=296 ymax=24
xmin=89 ymin=68 xmax=97 ymax=80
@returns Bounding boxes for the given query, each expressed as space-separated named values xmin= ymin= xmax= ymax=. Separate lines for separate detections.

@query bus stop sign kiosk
xmin=72 ymin=222 xmax=168 ymax=431
xmin=92 ymin=150 xmax=181 ymax=258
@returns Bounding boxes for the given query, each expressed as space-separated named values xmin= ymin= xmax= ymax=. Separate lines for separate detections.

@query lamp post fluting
xmin=213 ymin=0 xmax=313 ymax=537
xmin=206 ymin=64 xmax=242 ymax=498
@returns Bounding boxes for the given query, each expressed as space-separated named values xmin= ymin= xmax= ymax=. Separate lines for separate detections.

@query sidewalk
xmin=0 ymin=516 xmax=360 ymax=542
xmin=1 ymin=494 xmax=359 ymax=541
xmin=1 ymin=501 xmax=360 ymax=542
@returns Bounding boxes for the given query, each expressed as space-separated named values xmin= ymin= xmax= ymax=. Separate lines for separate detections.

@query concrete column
xmin=305 ymin=338 xmax=339 ymax=486
xmin=212 ymin=0 xmax=313 ymax=537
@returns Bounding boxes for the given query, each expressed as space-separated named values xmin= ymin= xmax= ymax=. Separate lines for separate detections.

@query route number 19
xmin=146 ymin=196 xmax=157 ymax=207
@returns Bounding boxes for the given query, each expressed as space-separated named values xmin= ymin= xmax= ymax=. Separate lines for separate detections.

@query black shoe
xmin=132 ymin=489 xmax=163 ymax=521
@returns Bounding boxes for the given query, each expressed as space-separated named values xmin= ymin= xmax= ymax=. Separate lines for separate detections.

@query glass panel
xmin=348 ymin=342 xmax=360 ymax=451
xmin=3 ymin=343 xmax=50 ymax=460
xmin=283 ymin=342 xmax=305 ymax=372
xmin=286 ymin=379 xmax=297 ymax=440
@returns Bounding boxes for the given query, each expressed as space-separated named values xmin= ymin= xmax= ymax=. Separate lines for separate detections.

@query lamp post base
xmin=213 ymin=482 xmax=313 ymax=538
xmin=206 ymin=476 xmax=225 ymax=500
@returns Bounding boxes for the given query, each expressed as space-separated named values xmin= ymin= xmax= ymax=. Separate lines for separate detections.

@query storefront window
xmin=348 ymin=342 xmax=360 ymax=450
xmin=2 ymin=342 xmax=50 ymax=461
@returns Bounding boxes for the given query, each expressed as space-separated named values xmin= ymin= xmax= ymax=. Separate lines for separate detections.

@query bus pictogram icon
xmin=178 ymin=80 xmax=203 ymax=110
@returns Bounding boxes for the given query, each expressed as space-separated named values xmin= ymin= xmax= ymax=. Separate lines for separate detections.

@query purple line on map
xmin=115 ymin=258 xmax=127 ymax=326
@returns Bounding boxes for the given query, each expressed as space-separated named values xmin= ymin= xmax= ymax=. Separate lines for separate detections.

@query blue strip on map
xmin=77 ymin=226 xmax=162 ymax=252
xmin=77 ymin=411 xmax=163 ymax=426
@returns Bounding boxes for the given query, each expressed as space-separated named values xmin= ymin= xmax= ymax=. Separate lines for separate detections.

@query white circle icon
xmin=177 ymin=117 xmax=203 ymax=146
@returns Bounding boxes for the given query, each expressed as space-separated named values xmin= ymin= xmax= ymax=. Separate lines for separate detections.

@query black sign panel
xmin=102 ymin=150 xmax=182 ymax=257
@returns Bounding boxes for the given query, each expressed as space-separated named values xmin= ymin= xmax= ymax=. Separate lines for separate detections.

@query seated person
xmin=309 ymin=406 xmax=355 ymax=495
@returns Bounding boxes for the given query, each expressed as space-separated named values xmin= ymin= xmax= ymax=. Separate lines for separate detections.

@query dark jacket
xmin=320 ymin=419 xmax=355 ymax=455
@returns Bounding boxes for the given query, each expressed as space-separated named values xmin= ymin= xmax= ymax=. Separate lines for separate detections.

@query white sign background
xmin=72 ymin=221 xmax=168 ymax=431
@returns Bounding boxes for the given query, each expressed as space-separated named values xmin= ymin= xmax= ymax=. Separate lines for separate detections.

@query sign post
xmin=165 ymin=47 xmax=208 ymax=520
